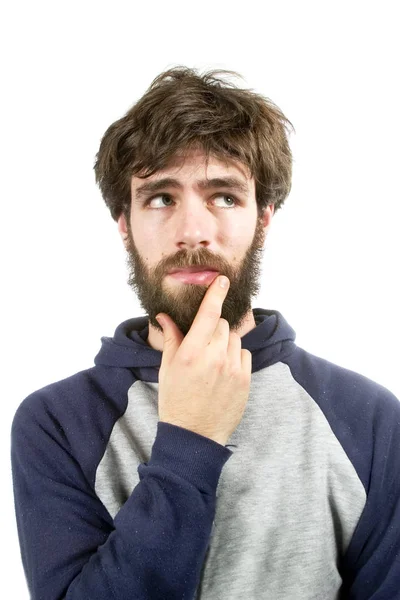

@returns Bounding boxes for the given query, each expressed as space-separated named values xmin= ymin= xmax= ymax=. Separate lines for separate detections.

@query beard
xmin=123 ymin=215 xmax=266 ymax=338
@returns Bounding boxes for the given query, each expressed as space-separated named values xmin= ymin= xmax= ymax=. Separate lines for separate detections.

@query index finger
xmin=182 ymin=274 xmax=230 ymax=350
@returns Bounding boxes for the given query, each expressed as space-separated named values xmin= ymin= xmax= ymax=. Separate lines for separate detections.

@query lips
xmin=168 ymin=266 xmax=219 ymax=274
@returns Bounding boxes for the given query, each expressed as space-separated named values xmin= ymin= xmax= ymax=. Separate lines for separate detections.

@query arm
xmin=11 ymin=403 xmax=232 ymax=600
xmin=339 ymin=390 xmax=400 ymax=598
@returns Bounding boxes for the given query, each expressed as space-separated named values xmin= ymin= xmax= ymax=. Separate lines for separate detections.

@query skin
xmin=117 ymin=148 xmax=275 ymax=352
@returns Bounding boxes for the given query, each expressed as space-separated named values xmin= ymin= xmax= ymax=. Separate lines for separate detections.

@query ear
xmin=117 ymin=214 xmax=129 ymax=248
xmin=262 ymin=204 xmax=275 ymax=229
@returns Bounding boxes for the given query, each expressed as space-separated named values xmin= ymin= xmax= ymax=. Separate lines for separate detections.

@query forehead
xmin=131 ymin=149 xmax=253 ymax=189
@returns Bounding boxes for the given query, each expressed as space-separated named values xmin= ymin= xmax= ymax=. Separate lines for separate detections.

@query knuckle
xmin=217 ymin=318 xmax=230 ymax=334
xmin=214 ymin=350 xmax=226 ymax=368
xmin=180 ymin=352 xmax=195 ymax=365
xmin=207 ymin=345 xmax=225 ymax=368
xmin=228 ymin=364 xmax=241 ymax=379
xmin=205 ymin=308 xmax=221 ymax=321
xmin=229 ymin=331 xmax=241 ymax=341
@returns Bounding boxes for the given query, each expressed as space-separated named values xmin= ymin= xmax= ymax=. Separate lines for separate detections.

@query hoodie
xmin=10 ymin=308 xmax=400 ymax=599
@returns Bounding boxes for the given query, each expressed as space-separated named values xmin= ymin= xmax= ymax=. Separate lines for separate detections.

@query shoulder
xmin=283 ymin=346 xmax=400 ymax=492
xmin=11 ymin=365 xmax=135 ymax=483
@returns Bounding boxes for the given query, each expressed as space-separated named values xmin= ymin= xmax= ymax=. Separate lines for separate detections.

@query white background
xmin=1 ymin=1 xmax=399 ymax=596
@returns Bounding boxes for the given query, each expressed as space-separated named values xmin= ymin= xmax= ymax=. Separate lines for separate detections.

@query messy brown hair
xmin=94 ymin=66 xmax=294 ymax=223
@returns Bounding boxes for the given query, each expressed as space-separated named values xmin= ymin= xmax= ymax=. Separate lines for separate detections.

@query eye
xmin=214 ymin=194 xmax=238 ymax=208
xmin=145 ymin=193 xmax=239 ymax=209
xmin=146 ymin=194 xmax=174 ymax=208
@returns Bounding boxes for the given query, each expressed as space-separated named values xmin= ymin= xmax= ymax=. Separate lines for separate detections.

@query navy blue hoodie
xmin=10 ymin=309 xmax=400 ymax=599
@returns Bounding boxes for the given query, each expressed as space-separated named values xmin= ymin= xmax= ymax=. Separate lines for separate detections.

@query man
xmin=11 ymin=66 xmax=400 ymax=599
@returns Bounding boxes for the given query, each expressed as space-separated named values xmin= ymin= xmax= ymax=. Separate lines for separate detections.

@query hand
xmin=156 ymin=275 xmax=252 ymax=446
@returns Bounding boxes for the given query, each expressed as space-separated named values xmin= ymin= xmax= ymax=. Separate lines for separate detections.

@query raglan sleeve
xmin=339 ymin=389 xmax=400 ymax=599
xmin=10 ymin=397 xmax=232 ymax=600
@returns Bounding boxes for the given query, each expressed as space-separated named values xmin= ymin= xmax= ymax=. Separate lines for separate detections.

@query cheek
xmin=133 ymin=228 xmax=163 ymax=265
xmin=224 ymin=221 xmax=251 ymax=246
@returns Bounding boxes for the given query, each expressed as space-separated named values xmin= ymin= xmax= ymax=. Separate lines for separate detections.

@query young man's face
xmin=117 ymin=148 xmax=274 ymax=345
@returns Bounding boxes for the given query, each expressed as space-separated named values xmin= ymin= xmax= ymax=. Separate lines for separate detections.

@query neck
xmin=146 ymin=309 xmax=256 ymax=351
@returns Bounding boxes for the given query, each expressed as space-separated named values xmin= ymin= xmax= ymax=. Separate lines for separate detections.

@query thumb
xmin=155 ymin=313 xmax=184 ymax=355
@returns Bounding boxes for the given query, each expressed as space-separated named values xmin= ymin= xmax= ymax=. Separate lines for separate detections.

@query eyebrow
xmin=133 ymin=176 xmax=249 ymax=202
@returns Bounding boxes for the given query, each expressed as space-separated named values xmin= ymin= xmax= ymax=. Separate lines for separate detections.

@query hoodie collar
xmin=94 ymin=309 xmax=296 ymax=374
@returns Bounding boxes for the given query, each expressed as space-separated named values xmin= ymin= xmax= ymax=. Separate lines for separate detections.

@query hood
xmin=94 ymin=309 xmax=297 ymax=378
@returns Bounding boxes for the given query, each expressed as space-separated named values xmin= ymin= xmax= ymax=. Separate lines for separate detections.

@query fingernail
xmin=219 ymin=276 xmax=228 ymax=288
